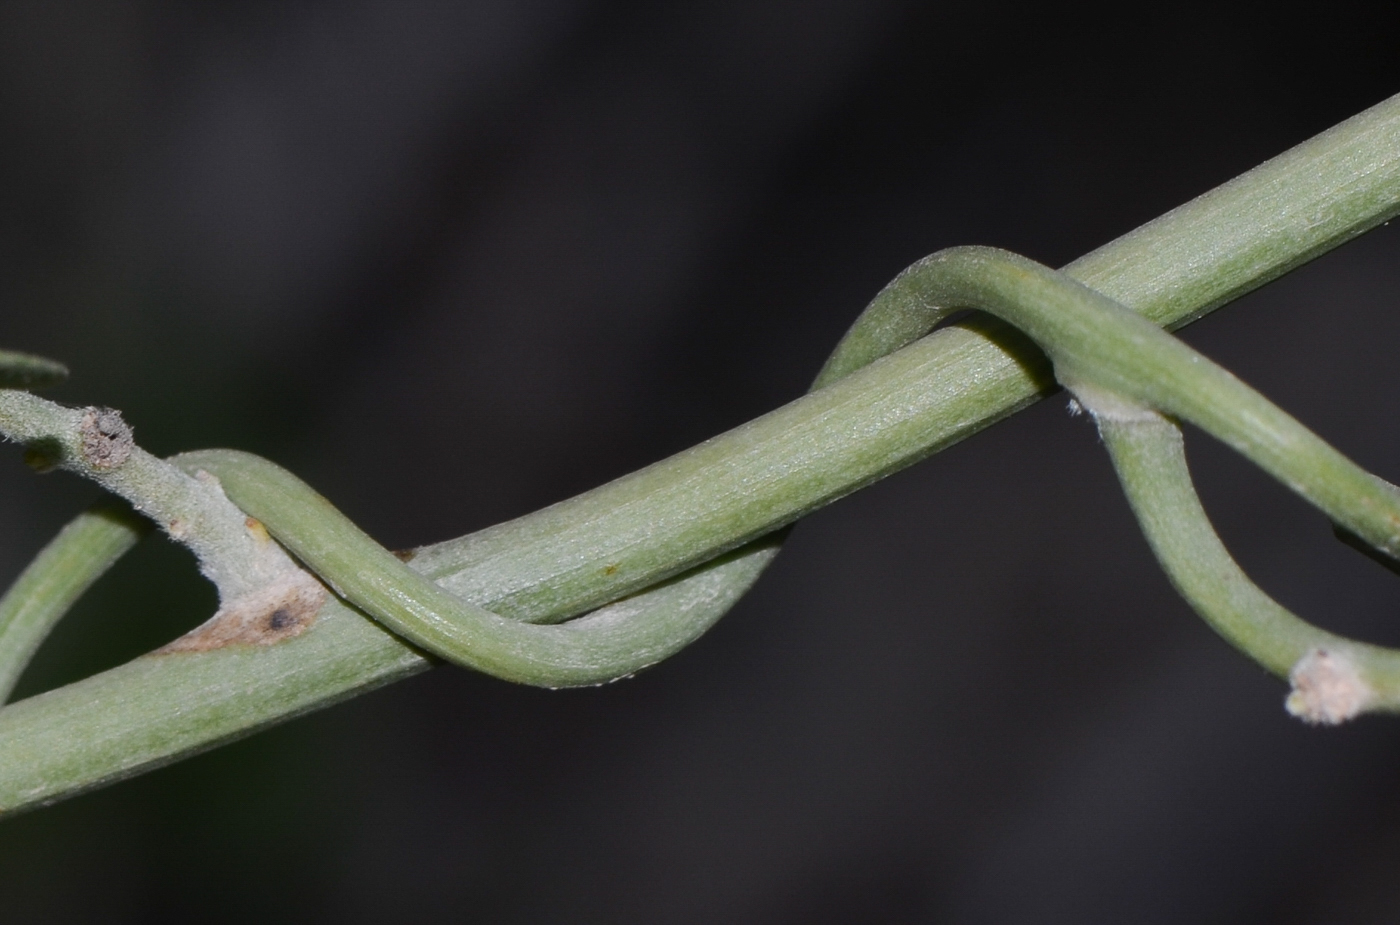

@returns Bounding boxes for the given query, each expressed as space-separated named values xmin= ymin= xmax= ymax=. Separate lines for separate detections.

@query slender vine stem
xmin=0 ymin=503 xmax=148 ymax=703
xmin=1099 ymin=415 xmax=1400 ymax=724
xmin=171 ymin=449 xmax=786 ymax=687
xmin=164 ymin=247 xmax=1400 ymax=712
xmin=1 ymin=93 xmax=1400 ymax=814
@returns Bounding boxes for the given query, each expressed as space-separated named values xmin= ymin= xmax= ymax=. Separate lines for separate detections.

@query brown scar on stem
xmin=392 ymin=548 xmax=417 ymax=563
xmin=78 ymin=406 xmax=133 ymax=470
xmin=603 ymin=564 xmax=620 ymax=575
xmin=155 ymin=575 xmax=327 ymax=653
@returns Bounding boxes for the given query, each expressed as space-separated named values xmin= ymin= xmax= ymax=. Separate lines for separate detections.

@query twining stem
xmin=1 ymin=92 xmax=1400 ymax=814
xmin=173 ymin=248 xmax=1400 ymax=709
xmin=175 ymin=449 xmax=786 ymax=687
xmin=838 ymin=247 xmax=1400 ymax=723
xmin=846 ymin=248 xmax=1400 ymax=561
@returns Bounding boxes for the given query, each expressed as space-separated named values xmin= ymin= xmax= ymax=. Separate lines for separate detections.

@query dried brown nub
xmin=1286 ymin=648 xmax=1372 ymax=725
xmin=78 ymin=406 xmax=134 ymax=470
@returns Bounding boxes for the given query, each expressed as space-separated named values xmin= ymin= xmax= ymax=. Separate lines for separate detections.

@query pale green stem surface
xmin=848 ymin=248 xmax=1400 ymax=561
xmin=0 ymin=503 xmax=148 ymax=703
xmin=174 ymin=449 xmax=786 ymax=687
xmin=1099 ymin=415 xmax=1400 ymax=722
xmin=0 ymin=391 xmax=306 ymax=601
xmin=182 ymin=248 xmax=1400 ymax=700
xmin=1 ymin=93 xmax=1400 ymax=813
xmin=835 ymin=248 xmax=1400 ymax=721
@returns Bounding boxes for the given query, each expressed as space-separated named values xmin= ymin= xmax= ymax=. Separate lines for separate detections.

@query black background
xmin=3 ymin=2 xmax=1400 ymax=922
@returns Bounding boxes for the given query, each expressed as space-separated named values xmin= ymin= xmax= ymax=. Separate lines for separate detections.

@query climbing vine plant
xmin=3 ymin=94 xmax=1400 ymax=816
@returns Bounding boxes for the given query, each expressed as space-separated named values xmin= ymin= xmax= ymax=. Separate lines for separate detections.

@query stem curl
xmin=171 ymin=248 xmax=1400 ymax=719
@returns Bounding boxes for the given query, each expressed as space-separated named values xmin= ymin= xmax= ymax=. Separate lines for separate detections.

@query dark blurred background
xmin=3 ymin=2 xmax=1400 ymax=921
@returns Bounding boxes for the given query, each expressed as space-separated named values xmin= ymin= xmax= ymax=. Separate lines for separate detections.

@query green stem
xmin=176 ymin=449 xmax=786 ymax=687
xmin=175 ymin=246 xmax=1400 ymax=727
xmin=1099 ymin=414 xmax=1400 ymax=724
xmin=0 ymin=350 xmax=67 ymax=391
xmin=181 ymin=247 xmax=1400 ymax=699
xmin=0 ymin=503 xmax=148 ymax=703
xmin=852 ymin=248 xmax=1400 ymax=561
xmin=2 ymin=93 xmax=1400 ymax=814
xmin=0 ymin=392 xmax=308 ymax=602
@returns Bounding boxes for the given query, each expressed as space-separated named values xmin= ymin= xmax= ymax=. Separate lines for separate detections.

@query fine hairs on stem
xmin=1 ymin=93 xmax=1399 ymax=815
